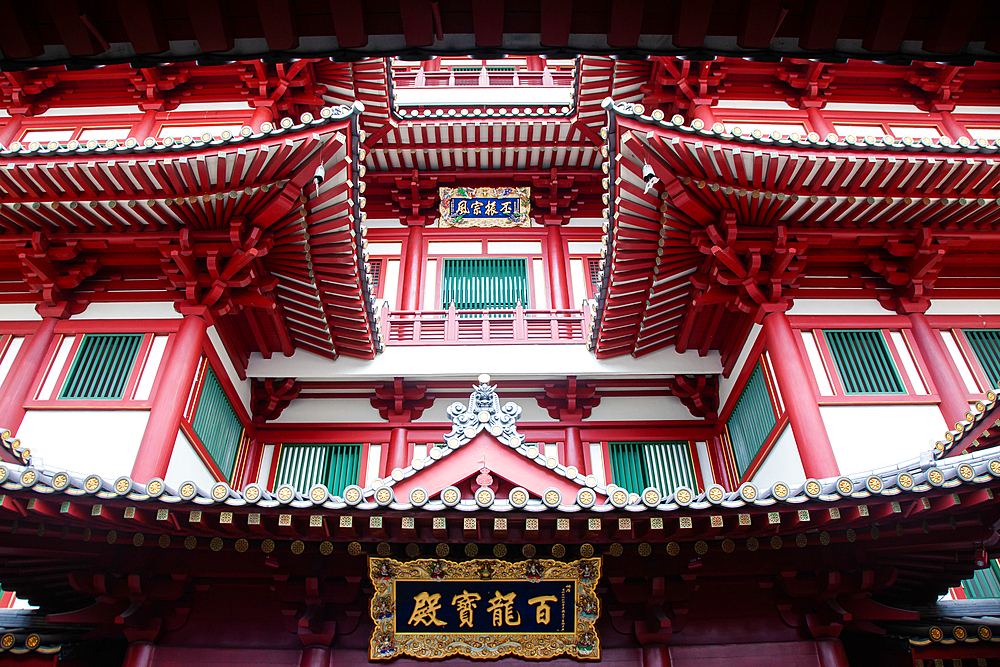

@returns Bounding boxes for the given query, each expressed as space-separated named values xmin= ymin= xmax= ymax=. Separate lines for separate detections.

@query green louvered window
xmin=962 ymin=561 xmax=1000 ymax=598
xmin=965 ymin=329 xmax=1000 ymax=388
xmin=441 ymin=258 xmax=529 ymax=312
xmin=275 ymin=444 xmax=361 ymax=495
xmin=59 ymin=334 xmax=143 ymax=399
xmin=609 ymin=442 xmax=698 ymax=495
xmin=825 ymin=330 xmax=905 ymax=394
xmin=727 ymin=364 xmax=777 ymax=477
xmin=191 ymin=367 xmax=244 ymax=479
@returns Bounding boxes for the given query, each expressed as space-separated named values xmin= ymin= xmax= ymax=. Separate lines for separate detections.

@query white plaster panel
xmin=134 ymin=336 xmax=168 ymax=401
xmin=38 ymin=336 xmax=75 ymax=400
xmin=821 ymin=404 xmax=947 ymax=476
xmin=926 ymin=300 xmax=1000 ymax=316
xmin=365 ymin=444 xmax=382 ymax=485
xmin=588 ymin=442 xmax=606 ymax=485
xmin=569 ymin=259 xmax=586 ymax=306
xmin=719 ymin=324 xmax=762 ymax=407
xmin=890 ymin=331 xmax=928 ymax=394
xmin=801 ymin=330 xmax=834 ymax=395
xmin=427 ymin=241 xmax=483 ymax=255
xmin=544 ymin=442 xmax=559 ymax=462
xmin=165 ymin=430 xmax=217 ymax=490
xmin=564 ymin=218 xmax=602 ymax=228
xmin=384 ymin=260 xmax=401 ymax=309
xmin=695 ymin=441 xmax=714 ymax=487
xmin=588 ymin=395 xmax=695 ymax=422
xmin=786 ymin=299 xmax=888 ymax=315
xmin=76 ymin=302 xmax=181 ymax=319
xmin=0 ymin=305 xmax=40 ymax=321
xmin=417 ymin=396 xmax=552 ymax=423
xmin=248 ymin=344 xmax=722 ymax=381
xmin=272 ymin=398 xmax=385 ymax=424
xmin=750 ymin=426 xmax=805 ymax=488
xmin=206 ymin=326 xmax=251 ymax=412
xmin=17 ymin=409 xmax=149 ymax=479
xmin=257 ymin=444 xmax=275 ymax=486
xmin=567 ymin=241 xmax=604 ymax=254
xmin=487 ymin=241 xmax=542 ymax=254
xmin=424 ymin=259 xmax=438 ymax=309
xmin=940 ymin=330 xmax=980 ymax=393
xmin=532 ymin=258 xmax=547 ymax=308
xmin=0 ymin=337 xmax=24 ymax=388
xmin=367 ymin=242 xmax=402 ymax=256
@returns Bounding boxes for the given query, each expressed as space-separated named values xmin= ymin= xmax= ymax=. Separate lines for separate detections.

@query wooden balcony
xmin=381 ymin=303 xmax=588 ymax=346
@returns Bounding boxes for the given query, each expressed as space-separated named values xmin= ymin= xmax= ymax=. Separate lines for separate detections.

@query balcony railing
xmin=382 ymin=303 xmax=587 ymax=346
xmin=393 ymin=69 xmax=575 ymax=89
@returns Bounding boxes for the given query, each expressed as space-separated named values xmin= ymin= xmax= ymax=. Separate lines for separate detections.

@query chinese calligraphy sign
xmin=438 ymin=187 xmax=531 ymax=227
xmin=369 ymin=557 xmax=601 ymax=660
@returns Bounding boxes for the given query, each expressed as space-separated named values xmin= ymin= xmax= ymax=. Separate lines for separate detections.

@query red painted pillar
xmin=563 ymin=426 xmax=587 ymax=472
xmin=399 ymin=218 xmax=426 ymax=311
xmin=689 ymin=102 xmax=715 ymax=127
xmin=300 ymin=646 xmax=329 ymax=667
xmin=387 ymin=426 xmax=409 ymax=472
xmin=0 ymin=318 xmax=58 ymax=435
xmin=121 ymin=642 xmax=154 ymax=667
xmin=526 ymin=56 xmax=545 ymax=71
xmin=642 ymin=645 xmax=671 ymax=667
xmin=237 ymin=439 xmax=263 ymax=490
xmin=708 ymin=435 xmax=735 ymax=490
xmin=762 ymin=311 xmax=840 ymax=479
xmin=0 ymin=115 xmax=24 ymax=147
xmin=906 ymin=309 xmax=970 ymax=429
xmin=128 ymin=111 xmax=158 ymax=141
xmin=938 ymin=110 xmax=973 ymax=143
xmin=816 ymin=639 xmax=849 ymax=667
xmin=131 ymin=315 xmax=208 ymax=483
xmin=422 ymin=57 xmax=441 ymax=73
xmin=806 ymin=107 xmax=835 ymax=138
xmin=250 ymin=105 xmax=274 ymax=131
xmin=543 ymin=216 xmax=571 ymax=309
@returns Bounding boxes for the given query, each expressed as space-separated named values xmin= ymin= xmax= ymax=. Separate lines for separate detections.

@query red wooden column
xmin=563 ymin=426 xmax=587 ymax=472
xmin=543 ymin=216 xmax=571 ymax=309
xmin=387 ymin=426 xmax=409 ymax=472
xmin=121 ymin=642 xmax=154 ymax=667
xmin=399 ymin=216 xmax=429 ymax=311
xmin=688 ymin=102 xmax=716 ymax=127
xmin=708 ymin=435 xmax=735 ymax=491
xmin=806 ymin=107 xmax=835 ymax=137
xmin=131 ymin=314 xmax=208 ymax=483
xmin=0 ymin=317 xmax=58 ymax=435
xmin=300 ymin=646 xmax=330 ymax=667
xmin=250 ymin=105 xmax=274 ymax=131
xmin=128 ymin=111 xmax=158 ymax=140
xmin=0 ymin=114 xmax=24 ymax=147
xmin=761 ymin=311 xmax=840 ymax=479
xmin=237 ymin=439 xmax=263 ymax=490
xmin=902 ymin=305 xmax=970 ymax=429
xmin=642 ymin=645 xmax=671 ymax=666
xmin=816 ymin=639 xmax=850 ymax=667
xmin=938 ymin=110 xmax=972 ymax=143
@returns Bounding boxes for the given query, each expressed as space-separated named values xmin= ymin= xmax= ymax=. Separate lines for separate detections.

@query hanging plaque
xmin=369 ymin=557 xmax=601 ymax=660
xmin=438 ymin=186 xmax=531 ymax=227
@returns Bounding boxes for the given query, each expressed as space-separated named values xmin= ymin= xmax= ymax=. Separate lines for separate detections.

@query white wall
xmin=0 ymin=305 xmax=40 ymax=321
xmin=719 ymin=324 xmax=761 ymax=408
xmin=750 ymin=426 xmax=805 ymax=488
xmin=75 ymin=302 xmax=181 ymax=319
xmin=588 ymin=395 xmax=696 ymax=422
xmin=927 ymin=299 xmax=1000 ymax=316
xmin=273 ymin=398 xmax=385 ymax=424
xmin=786 ymin=299 xmax=888 ymax=316
xmin=17 ymin=410 xmax=149 ymax=479
xmin=821 ymin=404 xmax=946 ymax=475
xmin=206 ymin=326 xmax=251 ymax=412
xmin=164 ymin=430 xmax=217 ymax=489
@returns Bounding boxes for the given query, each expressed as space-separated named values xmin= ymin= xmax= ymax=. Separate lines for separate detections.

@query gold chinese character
xmin=528 ymin=595 xmax=557 ymax=625
xmin=485 ymin=200 xmax=498 ymax=216
xmin=470 ymin=201 xmax=483 ymax=215
xmin=455 ymin=200 xmax=469 ymax=216
xmin=451 ymin=590 xmax=481 ymax=628
xmin=487 ymin=591 xmax=520 ymax=627
xmin=499 ymin=201 xmax=513 ymax=215
xmin=408 ymin=592 xmax=447 ymax=627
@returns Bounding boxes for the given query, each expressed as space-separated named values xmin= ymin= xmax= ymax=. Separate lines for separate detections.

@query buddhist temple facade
xmin=1 ymin=4 xmax=1000 ymax=667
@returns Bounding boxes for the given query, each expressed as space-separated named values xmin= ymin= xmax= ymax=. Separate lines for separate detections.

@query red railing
xmin=392 ymin=69 xmax=575 ymax=88
xmin=382 ymin=303 xmax=587 ymax=345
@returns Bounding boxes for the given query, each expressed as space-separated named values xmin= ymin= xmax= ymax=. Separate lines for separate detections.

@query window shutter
xmin=609 ymin=442 xmax=697 ymax=495
xmin=441 ymin=258 xmax=529 ymax=312
xmin=368 ymin=259 xmax=383 ymax=297
xmin=965 ymin=329 xmax=1000 ymax=388
xmin=60 ymin=334 xmax=143 ymax=399
xmin=191 ymin=367 xmax=244 ymax=479
xmin=726 ymin=364 xmax=777 ymax=477
xmin=275 ymin=444 xmax=361 ymax=495
xmin=588 ymin=258 xmax=602 ymax=296
xmin=824 ymin=330 xmax=905 ymax=394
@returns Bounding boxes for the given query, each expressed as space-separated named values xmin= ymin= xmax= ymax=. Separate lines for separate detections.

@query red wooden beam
xmin=115 ymin=0 xmax=168 ymax=54
xmin=0 ymin=0 xmax=43 ymax=58
xmin=184 ymin=0 xmax=234 ymax=53
xmin=540 ymin=0 xmax=573 ymax=47
xmin=862 ymin=0 xmax=913 ymax=53
xmin=47 ymin=0 xmax=104 ymax=56
xmin=672 ymin=0 xmax=713 ymax=49
xmin=798 ymin=0 xmax=847 ymax=51
xmin=331 ymin=0 xmax=368 ymax=48
xmin=607 ymin=0 xmax=644 ymax=49
xmin=256 ymin=0 xmax=299 ymax=51
xmin=737 ymin=0 xmax=784 ymax=49
xmin=472 ymin=0 xmax=504 ymax=48
xmin=922 ymin=0 xmax=981 ymax=54
xmin=399 ymin=0 xmax=434 ymax=47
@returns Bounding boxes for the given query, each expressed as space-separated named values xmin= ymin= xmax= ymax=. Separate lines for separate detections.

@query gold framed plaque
xmin=369 ymin=557 xmax=601 ymax=660
xmin=438 ymin=187 xmax=531 ymax=227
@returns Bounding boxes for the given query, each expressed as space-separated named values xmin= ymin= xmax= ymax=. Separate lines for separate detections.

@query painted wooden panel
xmin=727 ymin=364 xmax=776 ymax=477
xmin=60 ymin=334 xmax=142 ymax=400
xmin=441 ymin=258 xmax=529 ymax=312
xmin=609 ymin=442 xmax=697 ymax=495
xmin=824 ymin=330 xmax=905 ymax=394
xmin=965 ymin=329 xmax=1000 ymax=388
xmin=191 ymin=367 xmax=244 ymax=479
xmin=275 ymin=443 xmax=361 ymax=495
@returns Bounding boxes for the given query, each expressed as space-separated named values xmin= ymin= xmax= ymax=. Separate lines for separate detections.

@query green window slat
xmin=191 ymin=367 xmax=244 ymax=480
xmin=965 ymin=329 xmax=1000 ymax=389
xmin=275 ymin=444 xmax=362 ymax=495
xmin=726 ymin=364 xmax=777 ymax=477
xmin=825 ymin=330 xmax=905 ymax=395
xmin=60 ymin=334 xmax=143 ymax=400
xmin=609 ymin=442 xmax=696 ymax=495
xmin=441 ymin=257 xmax=528 ymax=316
